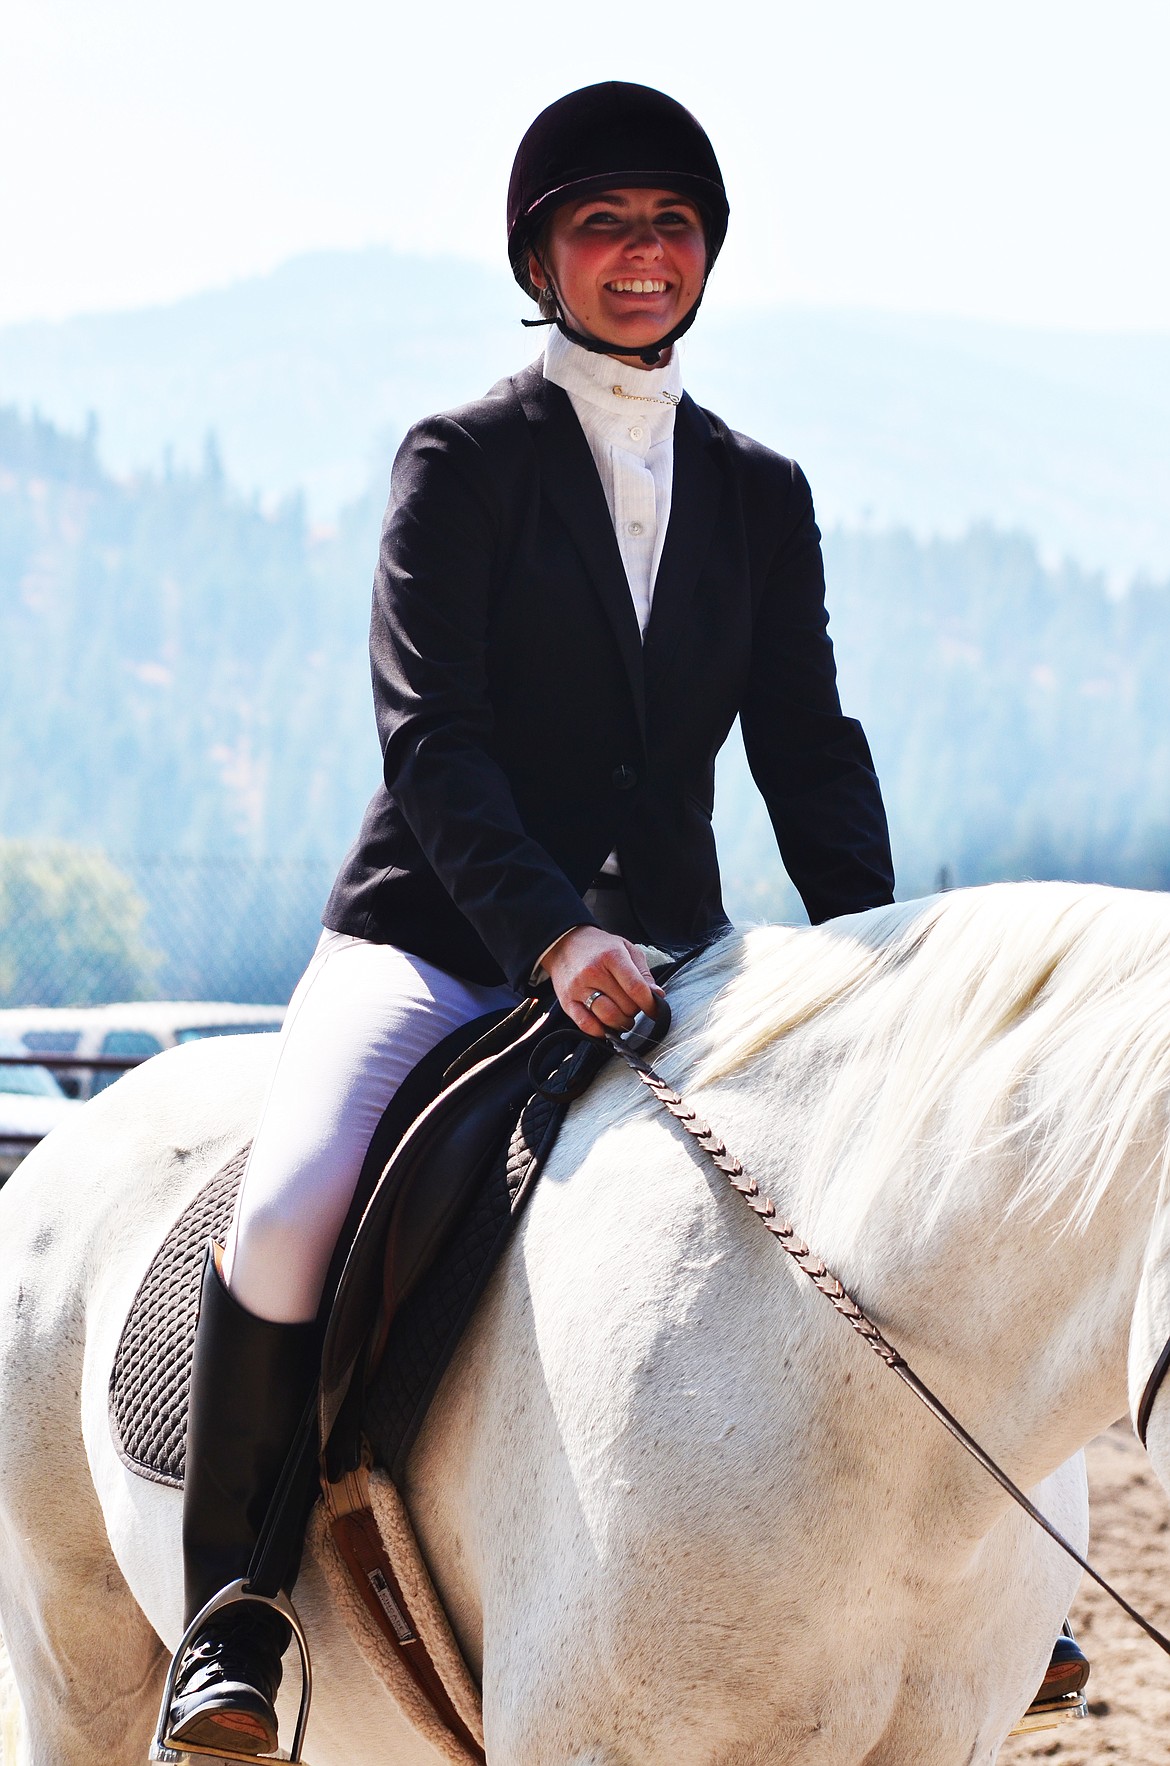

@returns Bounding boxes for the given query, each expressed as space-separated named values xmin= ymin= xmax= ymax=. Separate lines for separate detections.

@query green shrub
xmin=0 ymin=841 xmax=159 ymax=1005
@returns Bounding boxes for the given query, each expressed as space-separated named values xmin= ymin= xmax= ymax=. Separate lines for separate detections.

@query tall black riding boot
xmin=168 ymin=1248 xmax=318 ymax=1757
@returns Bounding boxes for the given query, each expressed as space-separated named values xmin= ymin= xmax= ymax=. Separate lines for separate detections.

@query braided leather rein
xmin=604 ymin=1027 xmax=1170 ymax=1663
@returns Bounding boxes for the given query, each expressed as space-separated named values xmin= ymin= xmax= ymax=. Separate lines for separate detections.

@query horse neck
xmin=679 ymin=897 xmax=1170 ymax=1504
xmin=839 ymin=1137 xmax=1160 ymax=1488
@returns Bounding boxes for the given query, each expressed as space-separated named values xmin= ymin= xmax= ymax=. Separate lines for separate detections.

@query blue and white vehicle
xmin=0 ymin=1036 xmax=79 ymax=1180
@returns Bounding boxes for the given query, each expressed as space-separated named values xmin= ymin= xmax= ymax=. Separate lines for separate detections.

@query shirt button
xmin=612 ymin=765 xmax=638 ymax=791
xmin=626 ymin=520 xmax=644 ymax=537
xmin=628 ymin=425 xmax=644 ymax=441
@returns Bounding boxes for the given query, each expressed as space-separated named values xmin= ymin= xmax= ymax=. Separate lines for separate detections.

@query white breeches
xmin=223 ymin=930 xmax=518 ymax=1323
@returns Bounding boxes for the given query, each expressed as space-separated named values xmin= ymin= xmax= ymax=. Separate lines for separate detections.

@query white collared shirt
xmin=541 ymin=328 xmax=683 ymax=892
xmin=542 ymin=326 xmax=682 ymax=637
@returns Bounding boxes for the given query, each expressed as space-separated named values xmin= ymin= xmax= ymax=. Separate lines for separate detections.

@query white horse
xmin=2 ymin=880 xmax=1170 ymax=1765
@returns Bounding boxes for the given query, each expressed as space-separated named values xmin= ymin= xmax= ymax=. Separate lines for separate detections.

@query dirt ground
xmin=1007 ymin=1420 xmax=1170 ymax=1762
xmin=1 ymin=1423 xmax=1168 ymax=1762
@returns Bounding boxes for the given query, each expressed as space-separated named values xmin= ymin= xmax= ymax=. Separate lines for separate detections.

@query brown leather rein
xmin=604 ymin=1021 xmax=1170 ymax=1664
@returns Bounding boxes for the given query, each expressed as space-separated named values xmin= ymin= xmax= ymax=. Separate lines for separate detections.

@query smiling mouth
xmin=606 ymin=279 xmax=669 ymax=295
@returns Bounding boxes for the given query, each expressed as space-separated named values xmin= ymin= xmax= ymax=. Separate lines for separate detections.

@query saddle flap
xmin=318 ymin=997 xmax=561 ymax=1445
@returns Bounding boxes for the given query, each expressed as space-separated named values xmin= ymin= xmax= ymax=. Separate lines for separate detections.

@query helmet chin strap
xmin=522 ymin=256 xmax=707 ymax=366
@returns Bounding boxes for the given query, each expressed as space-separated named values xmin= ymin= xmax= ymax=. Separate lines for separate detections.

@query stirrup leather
xmin=149 ymin=1580 xmax=312 ymax=1765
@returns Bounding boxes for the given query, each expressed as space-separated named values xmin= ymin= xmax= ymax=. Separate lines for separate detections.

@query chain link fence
xmin=0 ymin=844 xmax=337 ymax=1009
xmin=127 ymin=854 xmax=336 ymax=1004
xmin=0 ymin=845 xmax=331 ymax=1175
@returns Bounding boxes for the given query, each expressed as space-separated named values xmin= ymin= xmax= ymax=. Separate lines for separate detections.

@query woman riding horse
xmin=165 ymin=80 xmax=903 ymax=1754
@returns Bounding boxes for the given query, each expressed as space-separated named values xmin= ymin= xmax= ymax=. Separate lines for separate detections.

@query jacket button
xmin=612 ymin=765 xmax=637 ymax=791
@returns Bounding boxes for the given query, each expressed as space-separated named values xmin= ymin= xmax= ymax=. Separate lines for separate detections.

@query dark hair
xmin=536 ymin=283 xmax=558 ymax=322
xmin=512 ymin=217 xmax=558 ymax=319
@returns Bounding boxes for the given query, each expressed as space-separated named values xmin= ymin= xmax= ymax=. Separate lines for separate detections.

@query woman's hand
xmin=542 ymin=925 xmax=661 ymax=1038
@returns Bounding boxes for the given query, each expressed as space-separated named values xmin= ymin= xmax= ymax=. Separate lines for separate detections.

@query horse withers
xmin=2 ymin=880 xmax=1168 ymax=1764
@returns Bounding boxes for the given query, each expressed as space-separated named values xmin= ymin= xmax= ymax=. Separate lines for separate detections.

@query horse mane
xmin=678 ymin=882 xmax=1170 ymax=1233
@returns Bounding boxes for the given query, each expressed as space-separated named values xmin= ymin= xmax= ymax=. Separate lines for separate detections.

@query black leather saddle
xmin=240 ymin=988 xmax=632 ymax=1593
xmin=110 ymin=968 xmax=677 ymax=1573
xmin=317 ymin=990 xmax=610 ymax=1476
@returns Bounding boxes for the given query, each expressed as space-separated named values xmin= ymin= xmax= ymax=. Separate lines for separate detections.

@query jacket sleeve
xmin=369 ymin=416 xmax=594 ymax=989
xmin=739 ymin=461 xmax=895 ymax=923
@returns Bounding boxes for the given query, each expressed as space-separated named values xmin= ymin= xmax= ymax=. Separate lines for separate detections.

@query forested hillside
xmin=0 ymin=407 xmax=383 ymax=999
xmin=0 ymin=406 xmax=379 ymax=860
xmin=2 ymin=246 xmax=1167 ymax=583
xmin=3 ymin=404 xmax=1169 ymax=1002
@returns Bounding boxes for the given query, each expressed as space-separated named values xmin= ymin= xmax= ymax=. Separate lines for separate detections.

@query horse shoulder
xmin=407 ymin=1070 xmax=900 ymax=1757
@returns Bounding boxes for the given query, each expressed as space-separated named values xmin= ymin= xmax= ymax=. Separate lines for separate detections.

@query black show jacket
xmin=324 ymin=361 xmax=894 ymax=991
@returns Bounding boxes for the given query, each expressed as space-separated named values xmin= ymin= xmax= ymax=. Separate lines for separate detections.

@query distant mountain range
xmin=0 ymin=246 xmax=1167 ymax=582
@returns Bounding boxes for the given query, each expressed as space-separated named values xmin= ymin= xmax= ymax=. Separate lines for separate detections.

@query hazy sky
xmin=4 ymin=0 xmax=1168 ymax=332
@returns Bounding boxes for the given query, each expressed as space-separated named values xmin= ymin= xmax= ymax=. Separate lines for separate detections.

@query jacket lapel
xmin=643 ymin=394 xmax=724 ymax=683
xmin=514 ymin=368 xmax=647 ymax=734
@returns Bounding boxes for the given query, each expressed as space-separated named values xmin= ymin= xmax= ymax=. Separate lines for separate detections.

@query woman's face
xmin=528 ymin=187 xmax=707 ymax=365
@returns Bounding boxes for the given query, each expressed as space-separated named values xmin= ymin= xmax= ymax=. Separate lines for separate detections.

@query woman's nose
xmin=624 ymin=226 xmax=665 ymax=259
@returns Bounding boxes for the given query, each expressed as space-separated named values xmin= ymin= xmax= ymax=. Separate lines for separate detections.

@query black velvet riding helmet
xmin=507 ymin=81 xmax=730 ymax=365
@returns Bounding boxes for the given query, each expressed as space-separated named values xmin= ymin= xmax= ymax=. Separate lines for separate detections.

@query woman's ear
xmin=528 ymin=250 xmax=548 ymax=292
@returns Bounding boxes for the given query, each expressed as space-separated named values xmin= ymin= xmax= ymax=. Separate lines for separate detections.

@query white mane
xmin=676 ymin=882 xmax=1170 ymax=1233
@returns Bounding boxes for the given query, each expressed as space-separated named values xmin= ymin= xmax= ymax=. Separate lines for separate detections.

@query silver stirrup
xmin=1008 ymin=1689 xmax=1090 ymax=1736
xmin=149 ymin=1580 xmax=312 ymax=1766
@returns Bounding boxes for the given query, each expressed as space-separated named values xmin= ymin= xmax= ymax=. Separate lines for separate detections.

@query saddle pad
xmin=108 ymin=1149 xmax=247 ymax=1486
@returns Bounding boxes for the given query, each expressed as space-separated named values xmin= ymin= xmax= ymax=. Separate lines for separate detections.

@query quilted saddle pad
xmin=108 ymin=1148 xmax=246 ymax=1487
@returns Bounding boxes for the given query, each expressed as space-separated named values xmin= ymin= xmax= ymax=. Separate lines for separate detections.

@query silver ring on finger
xmin=583 ymin=989 xmax=605 ymax=1013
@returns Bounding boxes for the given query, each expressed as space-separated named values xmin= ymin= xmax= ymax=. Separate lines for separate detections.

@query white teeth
xmin=609 ymin=279 xmax=667 ymax=294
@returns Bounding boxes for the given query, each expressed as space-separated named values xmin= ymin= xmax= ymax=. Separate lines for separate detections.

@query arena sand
xmin=1008 ymin=1420 xmax=1170 ymax=1762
